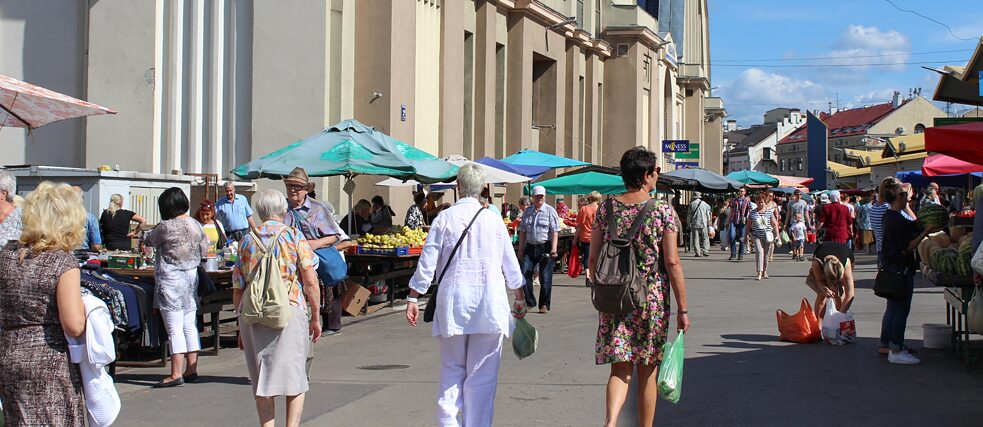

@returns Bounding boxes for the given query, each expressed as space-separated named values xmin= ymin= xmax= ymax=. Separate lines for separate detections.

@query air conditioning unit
xmin=896 ymin=126 xmax=905 ymax=134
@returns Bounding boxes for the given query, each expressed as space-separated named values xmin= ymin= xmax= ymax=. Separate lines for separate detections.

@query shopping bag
xmin=780 ymin=230 xmax=790 ymax=246
xmin=806 ymin=232 xmax=817 ymax=244
xmin=567 ymin=244 xmax=583 ymax=278
xmin=821 ymin=300 xmax=857 ymax=345
xmin=512 ymin=317 xmax=539 ymax=360
xmin=657 ymin=331 xmax=685 ymax=404
xmin=776 ymin=298 xmax=821 ymax=343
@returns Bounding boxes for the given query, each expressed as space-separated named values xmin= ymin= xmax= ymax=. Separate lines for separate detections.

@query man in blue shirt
xmin=73 ymin=186 xmax=102 ymax=251
xmin=517 ymin=185 xmax=560 ymax=314
xmin=216 ymin=182 xmax=259 ymax=242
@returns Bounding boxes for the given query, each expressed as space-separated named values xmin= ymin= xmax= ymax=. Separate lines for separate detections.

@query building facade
xmin=1 ymin=0 xmax=720 ymax=216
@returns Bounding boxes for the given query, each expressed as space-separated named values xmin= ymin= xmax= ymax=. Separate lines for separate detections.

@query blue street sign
xmin=675 ymin=161 xmax=699 ymax=169
xmin=661 ymin=140 xmax=690 ymax=153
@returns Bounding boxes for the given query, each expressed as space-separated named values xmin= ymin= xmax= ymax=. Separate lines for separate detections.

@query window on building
xmin=914 ymin=123 xmax=926 ymax=134
xmin=595 ymin=0 xmax=602 ymax=35
xmin=763 ymin=147 xmax=771 ymax=160
xmin=797 ymin=158 xmax=803 ymax=171
xmin=780 ymin=159 xmax=785 ymax=171
xmin=576 ymin=0 xmax=584 ymax=29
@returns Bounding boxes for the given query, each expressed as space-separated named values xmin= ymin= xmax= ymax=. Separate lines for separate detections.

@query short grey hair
xmin=224 ymin=181 xmax=236 ymax=190
xmin=518 ymin=196 xmax=530 ymax=207
xmin=0 ymin=171 xmax=16 ymax=202
xmin=829 ymin=190 xmax=841 ymax=201
xmin=253 ymin=189 xmax=288 ymax=222
xmin=456 ymin=163 xmax=485 ymax=199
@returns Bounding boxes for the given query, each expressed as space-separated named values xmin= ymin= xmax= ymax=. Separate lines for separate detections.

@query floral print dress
xmin=595 ymin=198 xmax=677 ymax=366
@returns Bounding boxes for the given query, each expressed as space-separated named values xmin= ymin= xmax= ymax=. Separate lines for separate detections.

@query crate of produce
xmin=922 ymin=265 xmax=974 ymax=288
xmin=108 ymin=254 xmax=140 ymax=269
xmin=408 ymin=246 xmax=423 ymax=255
xmin=357 ymin=246 xmax=410 ymax=256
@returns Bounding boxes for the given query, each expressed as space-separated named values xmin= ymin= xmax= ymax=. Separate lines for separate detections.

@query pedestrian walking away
xmin=405 ymin=163 xmax=526 ymax=427
xmin=729 ymin=188 xmax=752 ymax=261
xmin=589 ymin=147 xmax=689 ymax=427
xmin=688 ymin=192 xmax=712 ymax=257
xmin=142 ymin=187 xmax=210 ymax=388
xmin=215 ymin=181 xmax=260 ymax=242
xmin=576 ymin=191 xmax=601 ymax=284
xmin=233 ymin=189 xmax=323 ymax=427
xmin=518 ymin=185 xmax=561 ymax=314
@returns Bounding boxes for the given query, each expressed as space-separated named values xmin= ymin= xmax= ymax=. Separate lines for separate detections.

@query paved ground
xmin=114 ymin=244 xmax=983 ymax=426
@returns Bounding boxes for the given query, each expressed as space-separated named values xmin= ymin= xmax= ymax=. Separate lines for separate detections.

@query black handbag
xmin=873 ymin=270 xmax=905 ymax=300
xmin=424 ymin=207 xmax=486 ymax=323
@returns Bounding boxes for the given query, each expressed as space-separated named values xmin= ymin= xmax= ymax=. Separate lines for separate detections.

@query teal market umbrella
xmin=725 ymin=170 xmax=779 ymax=186
xmin=500 ymin=149 xmax=590 ymax=169
xmin=232 ymin=119 xmax=458 ymax=184
xmin=528 ymin=171 xmax=628 ymax=195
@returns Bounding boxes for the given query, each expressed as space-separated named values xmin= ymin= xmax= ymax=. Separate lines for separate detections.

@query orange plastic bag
xmin=567 ymin=244 xmax=583 ymax=278
xmin=776 ymin=298 xmax=821 ymax=343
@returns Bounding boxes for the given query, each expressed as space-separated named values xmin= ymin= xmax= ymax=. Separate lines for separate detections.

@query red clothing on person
xmin=819 ymin=201 xmax=851 ymax=243
xmin=576 ymin=204 xmax=598 ymax=243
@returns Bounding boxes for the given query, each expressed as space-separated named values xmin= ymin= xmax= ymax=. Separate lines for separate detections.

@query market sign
xmin=661 ymin=140 xmax=690 ymax=153
xmin=675 ymin=142 xmax=700 ymax=159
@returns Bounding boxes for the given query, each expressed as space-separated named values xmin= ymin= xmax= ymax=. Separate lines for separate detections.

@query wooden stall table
xmin=345 ymin=252 xmax=421 ymax=313
xmin=108 ymin=267 xmax=236 ymax=361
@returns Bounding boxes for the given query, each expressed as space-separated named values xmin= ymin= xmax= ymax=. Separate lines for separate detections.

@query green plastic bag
xmin=512 ymin=317 xmax=539 ymax=360
xmin=657 ymin=331 xmax=685 ymax=403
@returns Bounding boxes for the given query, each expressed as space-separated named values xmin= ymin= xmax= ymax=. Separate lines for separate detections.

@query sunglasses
xmin=286 ymin=184 xmax=306 ymax=191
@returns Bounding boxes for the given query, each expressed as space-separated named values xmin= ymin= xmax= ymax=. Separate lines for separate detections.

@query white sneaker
xmin=888 ymin=350 xmax=920 ymax=365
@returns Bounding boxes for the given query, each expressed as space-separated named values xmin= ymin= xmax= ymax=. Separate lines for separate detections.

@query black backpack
xmin=591 ymin=198 xmax=657 ymax=315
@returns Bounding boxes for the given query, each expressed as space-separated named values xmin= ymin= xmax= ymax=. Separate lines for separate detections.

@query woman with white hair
xmin=233 ymin=189 xmax=322 ymax=427
xmin=0 ymin=171 xmax=22 ymax=244
xmin=405 ymin=163 xmax=526 ymax=427
xmin=99 ymin=193 xmax=147 ymax=250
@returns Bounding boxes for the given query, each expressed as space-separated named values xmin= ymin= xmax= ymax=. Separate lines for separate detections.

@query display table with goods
xmin=916 ymin=204 xmax=980 ymax=367
xmin=346 ymin=227 xmax=426 ymax=314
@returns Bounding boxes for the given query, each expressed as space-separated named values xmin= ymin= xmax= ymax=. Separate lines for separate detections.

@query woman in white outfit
xmin=405 ymin=163 xmax=526 ymax=427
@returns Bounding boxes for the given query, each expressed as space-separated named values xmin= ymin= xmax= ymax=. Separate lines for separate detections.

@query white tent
xmin=375 ymin=155 xmax=531 ymax=187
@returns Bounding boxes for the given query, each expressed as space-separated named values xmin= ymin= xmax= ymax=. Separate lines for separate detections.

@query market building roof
xmin=827 ymin=161 xmax=871 ymax=178
xmin=778 ymin=102 xmax=901 ymax=145
xmin=931 ymin=39 xmax=983 ymax=106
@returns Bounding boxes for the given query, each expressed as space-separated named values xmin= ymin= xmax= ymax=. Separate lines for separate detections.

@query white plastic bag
xmin=968 ymin=285 xmax=983 ymax=334
xmin=821 ymin=301 xmax=857 ymax=345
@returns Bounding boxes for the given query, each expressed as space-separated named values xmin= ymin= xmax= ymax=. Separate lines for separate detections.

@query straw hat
xmin=284 ymin=167 xmax=310 ymax=185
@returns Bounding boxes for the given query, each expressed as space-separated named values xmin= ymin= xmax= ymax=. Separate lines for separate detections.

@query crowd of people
xmin=3 ymin=153 xmax=979 ymax=425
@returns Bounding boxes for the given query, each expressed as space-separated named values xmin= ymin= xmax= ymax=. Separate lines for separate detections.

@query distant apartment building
xmin=776 ymin=95 xmax=945 ymax=186
xmin=724 ymin=107 xmax=804 ymax=174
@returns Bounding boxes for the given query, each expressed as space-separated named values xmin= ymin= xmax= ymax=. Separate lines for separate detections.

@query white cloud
xmin=821 ymin=25 xmax=911 ymax=75
xmin=718 ymin=68 xmax=827 ymax=125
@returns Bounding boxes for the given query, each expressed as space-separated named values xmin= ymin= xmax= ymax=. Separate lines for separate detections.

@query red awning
xmin=925 ymin=121 xmax=983 ymax=165
xmin=922 ymin=153 xmax=983 ymax=176
xmin=770 ymin=174 xmax=814 ymax=188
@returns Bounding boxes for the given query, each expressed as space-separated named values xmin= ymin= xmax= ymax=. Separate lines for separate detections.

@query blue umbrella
xmin=500 ymin=149 xmax=590 ymax=169
xmin=726 ymin=170 xmax=779 ymax=186
xmin=476 ymin=156 xmax=551 ymax=179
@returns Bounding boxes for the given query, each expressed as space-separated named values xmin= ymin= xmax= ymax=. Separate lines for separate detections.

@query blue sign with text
xmin=661 ymin=140 xmax=690 ymax=153
xmin=675 ymin=161 xmax=700 ymax=169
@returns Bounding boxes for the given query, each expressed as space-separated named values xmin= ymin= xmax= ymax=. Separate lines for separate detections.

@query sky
xmin=709 ymin=0 xmax=983 ymax=127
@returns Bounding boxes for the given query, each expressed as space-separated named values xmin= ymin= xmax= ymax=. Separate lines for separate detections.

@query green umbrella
xmin=528 ymin=171 xmax=628 ymax=195
xmin=725 ymin=170 xmax=779 ymax=186
xmin=501 ymin=148 xmax=590 ymax=169
xmin=232 ymin=119 xmax=458 ymax=183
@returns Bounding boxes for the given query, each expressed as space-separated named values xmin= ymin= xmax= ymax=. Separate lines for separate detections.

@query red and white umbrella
xmin=0 ymin=74 xmax=115 ymax=129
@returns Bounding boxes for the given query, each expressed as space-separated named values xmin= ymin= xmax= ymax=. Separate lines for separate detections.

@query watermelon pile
xmin=921 ymin=231 xmax=975 ymax=276
xmin=917 ymin=204 xmax=949 ymax=230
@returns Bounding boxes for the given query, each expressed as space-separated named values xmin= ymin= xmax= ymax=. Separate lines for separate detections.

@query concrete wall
xmin=868 ymin=97 xmax=945 ymax=136
xmin=85 ymin=0 xmax=156 ymax=172
xmin=0 ymin=1 xmax=87 ymax=167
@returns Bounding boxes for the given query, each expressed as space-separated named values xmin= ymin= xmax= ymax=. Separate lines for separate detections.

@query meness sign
xmin=662 ymin=140 xmax=689 ymax=153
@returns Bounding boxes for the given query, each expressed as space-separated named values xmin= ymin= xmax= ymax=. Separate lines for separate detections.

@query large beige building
xmin=1 ymin=0 xmax=722 ymax=215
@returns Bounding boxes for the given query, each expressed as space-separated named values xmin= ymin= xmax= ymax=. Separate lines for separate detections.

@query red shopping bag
xmin=806 ymin=232 xmax=817 ymax=244
xmin=567 ymin=244 xmax=583 ymax=278
xmin=776 ymin=298 xmax=821 ymax=343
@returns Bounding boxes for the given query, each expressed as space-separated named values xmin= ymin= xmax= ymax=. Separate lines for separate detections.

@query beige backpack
xmin=240 ymin=229 xmax=293 ymax=329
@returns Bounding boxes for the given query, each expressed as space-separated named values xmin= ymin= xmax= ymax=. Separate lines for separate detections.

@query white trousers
xmin=437 ymin=333 xmax=505 ymax=427
xmin=161 ymin=309 xmax=200 ymax=354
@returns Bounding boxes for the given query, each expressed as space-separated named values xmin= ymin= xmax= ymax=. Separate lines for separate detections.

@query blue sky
xmin=709 ymin=0 xmax=983 ymax=126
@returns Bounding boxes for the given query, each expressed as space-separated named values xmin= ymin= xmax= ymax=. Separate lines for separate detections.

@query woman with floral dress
xmin=589 ymin=147 xmax=690 ymax=427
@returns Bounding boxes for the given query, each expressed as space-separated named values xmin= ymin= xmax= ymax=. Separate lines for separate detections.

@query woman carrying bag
xmin=589 ymin=147 xmax=690 ymax=427
xmin=746 ymin=192 xmax=780 ymax=281
xmin=404 ymin=163 xmax=526 ymax=427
